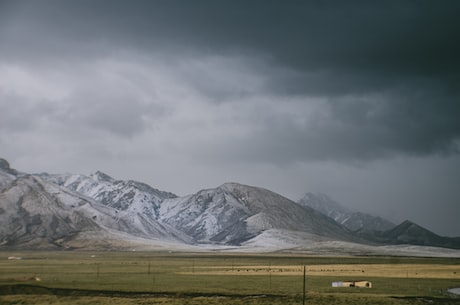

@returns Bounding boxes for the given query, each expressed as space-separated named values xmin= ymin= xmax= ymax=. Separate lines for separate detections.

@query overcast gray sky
xmin=1 ymin=0 xmax=459 ymax=236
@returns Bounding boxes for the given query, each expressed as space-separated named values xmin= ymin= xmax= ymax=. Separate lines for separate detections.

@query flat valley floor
xmin=0 ymin=251 xmax=459 ymax=305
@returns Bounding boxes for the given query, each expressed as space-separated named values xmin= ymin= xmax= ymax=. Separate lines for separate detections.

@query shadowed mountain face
xmin=0 ymin=158 xmax=459 ymax=252
xmin=0 ymin=159 xmax=17 ymax=191
xmin=298 ymin=192 xmax=395 ymax=232
xmin=370 ymin=220 xmax=460 ymax=250
xmin=297 ymin=192 xmax=460 ymax=250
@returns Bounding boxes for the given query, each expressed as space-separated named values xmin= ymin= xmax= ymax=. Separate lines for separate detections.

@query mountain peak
xmin=218 ymin=182 xmax=248 ymax=190
xmin=299 ymin=192 xmax=353 ymax=214
xmin=0 ymin=158 xmax=11 ymax=171
xmin=399 ymin=219 xmax=417 ymax=228
xmin=298 ymin=192 xmax=395 ymax=233
xmin=386 ymin=220 xmax=436 ymax=238
xmin=372 ymin=219 xmax=460 ymax=249
xmin=90 ymin=171 xmax=114 ymax=183
xmin=0 ymin=158 xmax=18 ymax=176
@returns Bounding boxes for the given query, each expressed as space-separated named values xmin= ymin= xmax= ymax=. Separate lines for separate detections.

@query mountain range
xmin=298 ymin=192 xmax=396 ymax=233
xmin=1 ymin=158 xmax=459 ymax=256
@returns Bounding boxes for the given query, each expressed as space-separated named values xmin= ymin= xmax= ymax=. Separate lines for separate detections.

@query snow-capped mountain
xmin=1 ymin=158 xmax=459 ymax=254
xmin=0 ymin=161 xmax=191 ymax=249
xmin=298 ymin=192 xmax=395 ymax=232
xmin=0 ymin=173 xmax=147 ymax=249
xmin=39 ymin=171 xmax=177 ymax=220
xmin=159 ymin=183 xmax=353 ymax=245
xmin=38 ymin=173 xmax=355 ymax=245
xmin=0 ymin=160 xmax=358 ymax=249
xmin=38 ymin=172 xmax=356 ymax=246
xmin=0 ymin=174 xmax=191 ymax=250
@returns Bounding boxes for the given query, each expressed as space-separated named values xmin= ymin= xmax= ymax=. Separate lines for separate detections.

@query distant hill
xmin=297 ymin=192 xmax=460 ymax=250
xmin=371 ymin=220 xmax=460 ymax=250
xmin=297 ymin=192 xmax=395 ymax=232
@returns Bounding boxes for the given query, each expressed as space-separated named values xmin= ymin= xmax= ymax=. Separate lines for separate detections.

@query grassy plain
xmin=0 ymin=250 xmax=459 ymax=304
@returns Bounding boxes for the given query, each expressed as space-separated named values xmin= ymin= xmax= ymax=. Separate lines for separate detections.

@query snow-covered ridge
xmin=39 ymin=172 xmax=177 ymax=220
xmin=31 ymin=175 xmax=354 ymax=247
xmin=1 ymin=158 xmax=459 ymax=255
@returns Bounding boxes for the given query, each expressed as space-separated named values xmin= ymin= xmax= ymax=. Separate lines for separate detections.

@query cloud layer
xmin=1 ymin=0 xmax=459 ymax=236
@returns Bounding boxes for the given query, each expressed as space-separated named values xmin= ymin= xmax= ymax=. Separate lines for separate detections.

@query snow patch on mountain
xmin=40 ymin=172 xmax=177 ymax=220
xmin=159 ymin=186 xmax=252 ymax=243
xmin=238 ymin=229 xmax=326 ymax=252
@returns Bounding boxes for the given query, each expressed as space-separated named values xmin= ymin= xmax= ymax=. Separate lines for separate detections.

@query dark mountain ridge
xmin=369 ymin=220 xmax=460 ymax=250
xmin=297 ymin=192 xmax=460 ymax=250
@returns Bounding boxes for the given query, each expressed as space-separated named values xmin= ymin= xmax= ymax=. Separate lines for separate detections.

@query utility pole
xmin=268 ymin=261 xmax=272 ymax=290
xmin=302 ymin=265 xmax=306 ymax=305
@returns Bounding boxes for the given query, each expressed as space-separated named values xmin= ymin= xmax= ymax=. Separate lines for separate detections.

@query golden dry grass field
xmin=0 ymin=251 xmax=459 ymax=304
xmin=191 ymin=263 xmax=459 ymax=279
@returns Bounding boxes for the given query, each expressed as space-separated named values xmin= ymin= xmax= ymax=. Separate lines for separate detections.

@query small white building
xmin=332 ymin=280 xmax=372 ymax=288
xmin=7 ymin=256 xmax=22 ymax=260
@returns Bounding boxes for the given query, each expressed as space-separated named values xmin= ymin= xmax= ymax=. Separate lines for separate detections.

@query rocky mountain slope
xmin=0 ymin=174 xmax=97 ymax=249
xmin=159 ymin=183 xmax=354 ymax=245
xmin=298 ymin=192 xmax=395 ymax=232
xmin=0 ymin=162 xmax=191 ymax=250
xmin=1 ymin=158 xmax=459 ymax=254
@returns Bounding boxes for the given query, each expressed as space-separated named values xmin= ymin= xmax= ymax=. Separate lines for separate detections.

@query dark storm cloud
xmin=1 ymin=0 xmax=460 ymax=162
xmin=4 ymin=1 xmax=460 ymax=74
